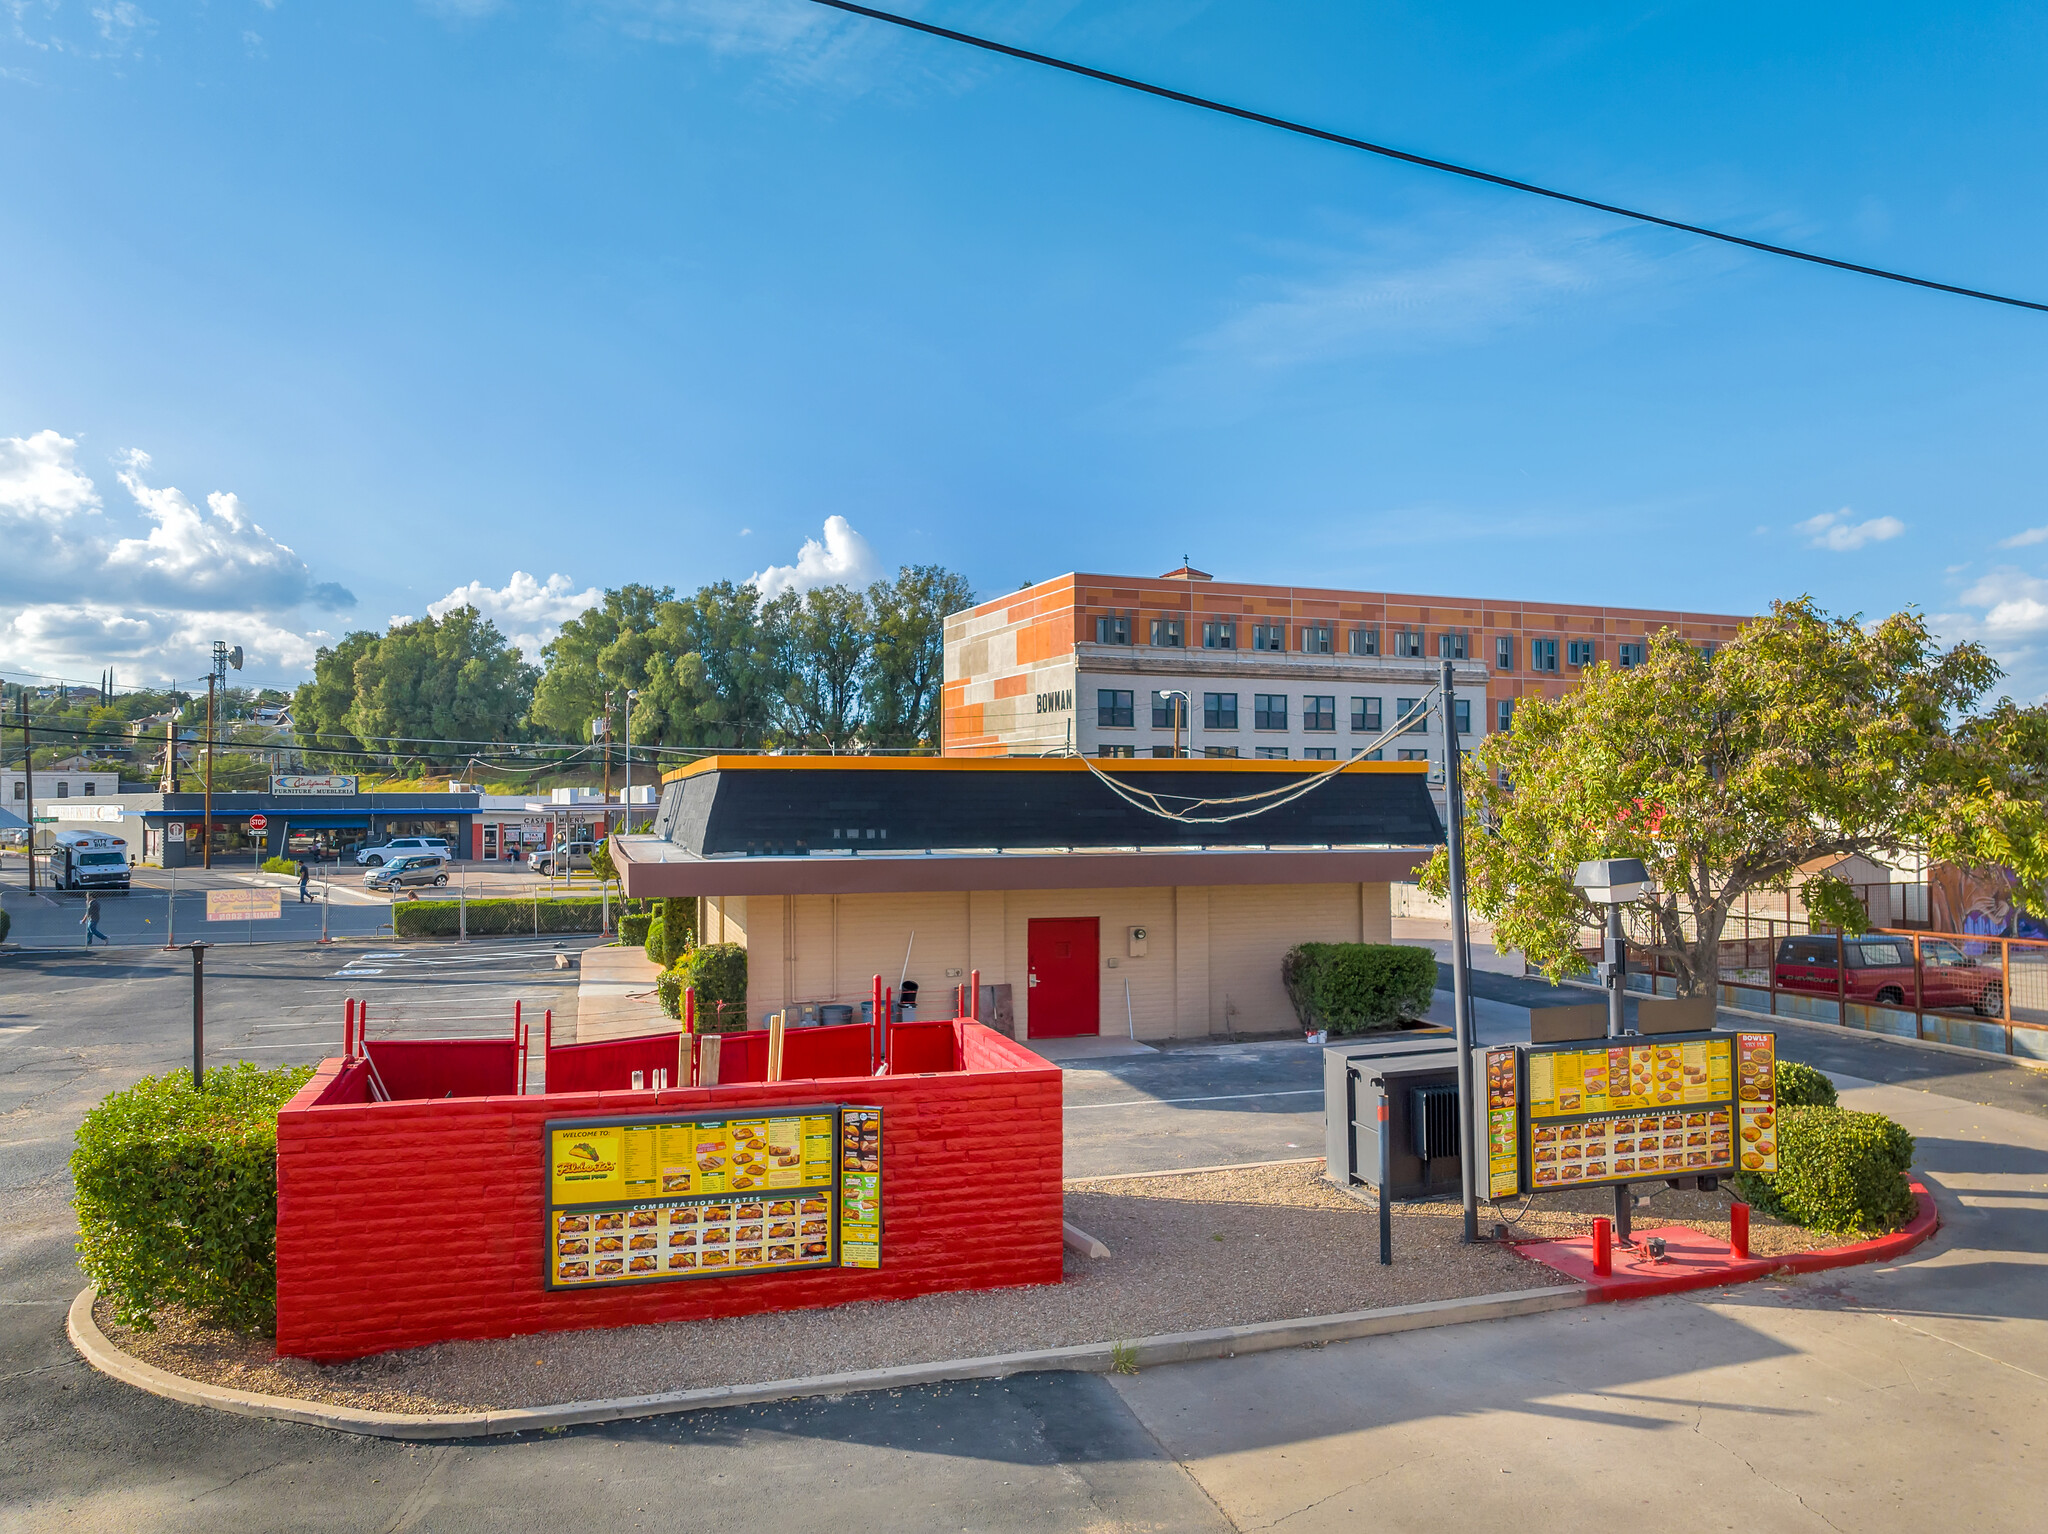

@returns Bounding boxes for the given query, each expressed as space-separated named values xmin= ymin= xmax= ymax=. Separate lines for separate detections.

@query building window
xmin=1256 ymin=746 xmax=1290 ymax=760
xmin=57 ymin=781 xmax=68 ymax=798
xmin=1438 ymin=631 xmax=1468 ymax=661
xmin=1617 ymin=641 xmax=1646 ymax=668
xmin=1151 ymin=691 xmax=1188 ymax=729
xmin=1095 ymin=615 xmax=1131 ymax=645
xmin=1530 ymin=638 xmax=1559 ymax=673
xmin=1204 ymin=692 xmax=1238 ymax=730
xmin=1303 ymin=747 xmax=1337 ymax=760
xmin=1495 ymin=635 xmax=1515 ymax=671
xmin=1203 ymin=745 xmax=1240 ymax=758
xmin=1453 ymin=699 xmax=1471 ymax=736
xmin=1351 ymin=747 xmax=1384 ymax=761
xmin=1254 ymin=694 xmax=1288 ymax=730
xmin=1097 ymin=744 xmax=1135 ymax=759
xmin=84 ymin=781 xmax=96 ymax=796
xmin=1097 ymin=689 xmax=1135 ymax=728
xmin=1150 ymin=746 xmax=1177 ymax=758
xmin=1697 ymin=643 xmax=1717 ymax=660
xmin=1567 ymin=639 xmax=1597 ymax=667
xmin=1149 ymin=618 xmax=1184 ymax=647
xmin=1397 ymin=749 xmax=1429 ymax=762
xmin=1396 ymin=697 xmax=1428 ymax=734
xmin=1202 ymin=620 xmax=1236 ymax=650
xmin=1393 ymin=628 xmax=1425 ymax=658
xmin=1349 ymin=626 xmax=1379 ymax=656
xmin=1351 ymin=697 xmax=1382 ymax=732
xmin=1304 ymin=695 xmax=1336 ymax=731
xmin=1252 ymin=624 xmax=1287 ymax=652
xmin=1497 ymin=699 xmax=1514 ymax=733
xmin=1300 ymin=624 xmax=1333 ymax=654
xmin=10 ymin=782 xmax=20 ymax=800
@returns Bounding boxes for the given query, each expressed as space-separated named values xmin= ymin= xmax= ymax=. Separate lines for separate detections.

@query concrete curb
xmin=68 ymin=1283 xmax=1586 ymax=1443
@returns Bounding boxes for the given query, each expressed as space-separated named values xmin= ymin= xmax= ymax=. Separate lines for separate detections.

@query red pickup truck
xmin=1773 ymin=935 xmax=2003 ymax=1015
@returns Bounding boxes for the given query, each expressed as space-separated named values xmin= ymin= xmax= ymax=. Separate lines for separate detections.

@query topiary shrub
xmin=1281 ymin=943 xmax=1438 ymax=1035
xmin=1774 ymin=1059 xmax=1838 ymax=1108
xmin=261 ymin=856 xmax=300 ymax=876
xmin=657 ymin=967 xmax=684 ymax=1020
xmin=657 ymin=896 xmax=696 ymax=963
xmin=72 ymin=1062 xmax=314 ymax=1334
xmin=619 ymin=912 xmax=652 ymax=946
xmin=678 ymin=943 xmax=748 ymax=1030
xmin=645 ymin=915 xmax=667 ymax=965
xmin=1732 ymin=1105 xmax=1917 ymax=1235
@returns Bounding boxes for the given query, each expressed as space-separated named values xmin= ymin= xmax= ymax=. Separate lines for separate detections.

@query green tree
xmin=645 ymin=581 xmax=785 ymax=748
xmin=1421 ymin=599 xmax=2022 ymax=996
xmin=292 ymin=631 xmax=379 ymax=767
xmin=344 ymin=607 xmax=537 ymax=765
xmin=866 ymin=564 xmax=975 ymax=749
xmin=768 ymin=585 xmax=871 ymax=749
xmin=529 ymin=584 xmax=674 ymax=740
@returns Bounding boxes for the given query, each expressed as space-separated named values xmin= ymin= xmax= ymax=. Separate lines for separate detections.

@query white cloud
xmin=427 ymin=570 xmax=601 ymax=661
xmin=1997 ymin=526 xmax=2048 ymax=549
xmin=0 ymin=429 xmax=354 ymax=686
xmin=748 ymin=515 xmax=880 ymax=598
xmin=1795 ymin=508 xmax=1905 ymax=552
xmin=1935 ymin=568 xmax=2048 ymax=704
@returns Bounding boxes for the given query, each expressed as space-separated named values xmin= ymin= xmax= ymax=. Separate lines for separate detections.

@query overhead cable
xmin=799 ymin=0 xmax=2048 ymax=314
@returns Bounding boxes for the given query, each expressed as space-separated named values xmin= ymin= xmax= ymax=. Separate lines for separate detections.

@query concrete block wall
xmin=274 ymin=1024 xmax=1064 ymax=1362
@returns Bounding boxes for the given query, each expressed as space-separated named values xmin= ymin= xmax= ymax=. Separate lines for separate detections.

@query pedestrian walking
xmin=82 ymin=892 xmax=107 ymax=946
xmin=298 ymin=860 xmax=312 ymax=904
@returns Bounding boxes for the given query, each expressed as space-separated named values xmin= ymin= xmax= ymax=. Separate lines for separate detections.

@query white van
xmin=53 ymin=829 xmax=131 ymax=891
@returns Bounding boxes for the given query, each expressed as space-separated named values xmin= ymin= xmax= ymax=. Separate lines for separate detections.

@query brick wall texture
xmin=275 ymin=1023 xmax=1065 ymax=1361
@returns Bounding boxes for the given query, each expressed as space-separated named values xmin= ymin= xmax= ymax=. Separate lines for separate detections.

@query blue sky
xmin=4 ymin=2 xmax=2047 ymax=697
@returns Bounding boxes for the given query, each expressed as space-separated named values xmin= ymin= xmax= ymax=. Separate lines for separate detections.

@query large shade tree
xmin=1420 ymin=599 xmax=2043 ymax=995
xmin=866 ymin=564 xmax=977 ymax=749
xmin=343 ymin=606 xmax=537 ymax=766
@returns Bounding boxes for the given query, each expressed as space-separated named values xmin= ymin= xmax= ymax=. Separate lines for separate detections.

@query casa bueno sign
xmin=271 ymin=774 xmax=357 ymax=796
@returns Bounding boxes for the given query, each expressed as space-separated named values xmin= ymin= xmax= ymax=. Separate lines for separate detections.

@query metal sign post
xmin=189 ymin=941 xmax=211 ymax=1089
xmin=1440 ymin=660 xmax=1480 ymax=1244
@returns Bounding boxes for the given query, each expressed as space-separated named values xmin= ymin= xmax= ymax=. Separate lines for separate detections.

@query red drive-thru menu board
xmin=545 ymin=1106 xmax=847 ymax=1290
xmin=1517 ymin=1030 xmax=1776 ymax=1194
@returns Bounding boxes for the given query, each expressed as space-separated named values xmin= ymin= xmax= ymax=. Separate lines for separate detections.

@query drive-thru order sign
xmin=206 ymin=888 xmax=281 ymax=921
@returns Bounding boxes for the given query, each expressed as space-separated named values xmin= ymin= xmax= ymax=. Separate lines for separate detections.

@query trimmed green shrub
xmin=1281 ymin=943 xmax=1438 ymax=1035
xmin=657 ymin=897 xmax=696 ymax=963
xmin=675 ymin=943 xmax=749 ymax=1030
xmin=1774 ymin=1059 xmax=1839 ymax=1108
xmin=0 ymin=906 xmax=11 ymax=944
xmin=393 ymin=896 xmax=605 ymax=937
xmin=1732 ymin=1105 xmax=1917 ymax=1235
xmin=645 ymin=916 xmax=667 ymax=965
xmin=73 ymin=1062 xmax=314 ymax=1334
xmin=588 ymin=837 xmax=616 ymax=885
xmin=658 ymin=967 xmax=683 ymax=1020
xmin=261 ymin=856 xmax=301 ymax=876
xmin=619 ymin=912 xmax=652 ymax=946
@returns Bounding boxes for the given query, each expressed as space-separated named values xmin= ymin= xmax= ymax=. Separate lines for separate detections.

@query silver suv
xmin=365 ymin=854 xmax=451 ymax=891
xmin=357 ymin=837 xmax=452 ymax=867
xmin=529 ymin=840 xmax=598 ymax=876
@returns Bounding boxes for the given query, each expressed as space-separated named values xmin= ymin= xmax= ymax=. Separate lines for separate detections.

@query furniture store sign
xmin=272 ymin=774 xmax=357 ymax=796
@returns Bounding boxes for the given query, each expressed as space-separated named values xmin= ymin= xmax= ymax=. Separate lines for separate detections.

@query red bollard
xmin=970 ymin=969 xmax=981 ymax=1021
xmin=1730 ymin=1201 xmax=1750 ymax=1259
xmin=1592 ymin=1216 xmax=1613 ymax=1276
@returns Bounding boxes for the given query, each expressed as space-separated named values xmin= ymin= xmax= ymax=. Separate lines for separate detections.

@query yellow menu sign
xmin=1525 ymin=1038 xmax=1734 ymax=1117
xmin=1483 ymin=1048 xmax=1519 ymax=1199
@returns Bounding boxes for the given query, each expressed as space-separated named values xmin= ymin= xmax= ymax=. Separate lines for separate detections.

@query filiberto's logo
xmin=555 ymin=1139 xmax=617 ymax=1179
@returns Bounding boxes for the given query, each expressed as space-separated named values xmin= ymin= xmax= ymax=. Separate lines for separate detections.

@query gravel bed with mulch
xmin=94 ymin=1161 xmax=1823 ymax=1416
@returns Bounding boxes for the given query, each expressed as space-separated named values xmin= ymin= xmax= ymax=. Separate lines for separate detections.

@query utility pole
xmin=203 ymin=673 xmax=216 ymax=870
xmin=600 ymin=688 xmax=613 ymax=838
xmin=1441 ymin=660 xmax=1479 ymax=1245
xmin=623 ymin=690 xmax=638 ymax=830
xmin=17 ymin=691 xmax=34 ymax=892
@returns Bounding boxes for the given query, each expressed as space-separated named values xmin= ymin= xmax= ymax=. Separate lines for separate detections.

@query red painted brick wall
xmin=274 ymin=1022 xmax=1064 ymax=1361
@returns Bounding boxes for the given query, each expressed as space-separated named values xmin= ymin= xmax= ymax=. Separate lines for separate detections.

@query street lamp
xmin=623 ymin=689 xmax=638 ymax=831
xmin=1159 ymin=689 xmax=1192 ymax=757
xmin=1573 ymin=856 xmax=1658 ymax=1244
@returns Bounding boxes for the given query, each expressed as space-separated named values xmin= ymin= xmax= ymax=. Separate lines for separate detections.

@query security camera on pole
xmin=1573 ymin=856 xmax=1659 ymax=1242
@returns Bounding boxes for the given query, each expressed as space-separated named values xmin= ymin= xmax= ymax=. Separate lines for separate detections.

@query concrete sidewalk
xmin=574 ymin=945 xmax=674 ymax=1043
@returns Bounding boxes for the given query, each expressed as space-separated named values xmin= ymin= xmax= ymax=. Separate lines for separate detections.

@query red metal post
xmin=1592 ymin=1216 xmax=1612 ymax=1277
xmin=2002 ymin=936 xmax=2014 ymax=1051
xmin=1913 ymin=933 xmax=1926 ymax=1041
xmin=514 ymin=999 xmax=522 ymax=1043
xmin=684 ymin=986 xmax=696 ymax=1035
xmin=871 ymin=974 xmax=884 ymax=1072
xmin=970 ymin=969 xmax=981 ymax=1021
xmin=1836 ymin=930 xmax=1847 ymax=1020
xmin=344 ymin=997 xmax=355 ymax=1058
xmin=1730 ymin=1201 xmax=1750 ymax=1259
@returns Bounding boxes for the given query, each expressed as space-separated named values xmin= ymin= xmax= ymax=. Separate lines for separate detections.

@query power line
xmin=801 ymin=0 xmax=2048 ymax=315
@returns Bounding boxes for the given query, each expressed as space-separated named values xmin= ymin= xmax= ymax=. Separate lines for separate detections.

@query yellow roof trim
xmin=660 ymin=755 xmax=1431 ymax=786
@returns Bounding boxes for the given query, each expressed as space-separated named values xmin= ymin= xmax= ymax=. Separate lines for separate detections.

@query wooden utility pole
xmin=17 ymin=691 xmax=34 ymax=892
xmin=203 ymin=674 xmax=216 ymax=870
xmin=601 ymin=688 xmax=613 ymax=838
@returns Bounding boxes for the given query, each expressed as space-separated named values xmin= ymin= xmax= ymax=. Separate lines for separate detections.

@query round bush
xmin=72 ymin=1062 xmax=314 ymax=1334
xmin=0 ymin=905 xmax=11 ymax=944
xmin=619 ymin=912 xmax=652 ymax=947
xmin=1731 ymin=1104 xmax=1916 ymax=1236
xmin=1281 ymin=943 xmax=1438 ymax=1035
xmin=1774 ymin=1059 xmax=1838 ymax=1108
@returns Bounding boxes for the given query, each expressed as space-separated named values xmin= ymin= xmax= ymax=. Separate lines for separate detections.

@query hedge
xmin=1281 ymin=943 xmax=1438 ymax=1034
xmin=645 ymin=916 xmax=668 ymax=966
xmin=1774 ymin=1059 xmax=1839 ymax=1108
xmin=393 ymin=896 xmax=606 ymax=937
xmin=261 ymin=856 xmax=301 ymax=876
xmin=1732 ymin=1104 xmax=1917 ymax=1235
xmin=619 ymin=912 xmax=652 ymax=946
xmin=72 ymin=1062 xmax=314 ymax=1334
xmin=657 ymin=897 xmax=696 ymax=961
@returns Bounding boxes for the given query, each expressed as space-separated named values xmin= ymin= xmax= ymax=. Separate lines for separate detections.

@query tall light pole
xmin=17 ymin=690 xmax=34 ymax=892
xmin=1574 ymin=857 xmax=1659 ymax=1243
xmin=623 ymin=689 xmax=638 ymax=831
xmin=1160 ymin=689 xmax=1192 ymax=757
xmin=1440 ymin=660 xmax=1479 ymax=1244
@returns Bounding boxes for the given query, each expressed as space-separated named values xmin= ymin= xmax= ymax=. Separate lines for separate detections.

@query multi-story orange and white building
xmin=942 ymin=567 xmax=1748 ymax=784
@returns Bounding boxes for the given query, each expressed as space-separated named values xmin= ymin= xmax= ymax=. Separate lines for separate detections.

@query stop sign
xmin=249 ymin=813 xmax=268 ymax=832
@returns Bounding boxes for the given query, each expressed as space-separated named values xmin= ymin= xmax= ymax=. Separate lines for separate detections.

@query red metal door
xmin=1027 ymin=918 xmax=1100 ymax=1038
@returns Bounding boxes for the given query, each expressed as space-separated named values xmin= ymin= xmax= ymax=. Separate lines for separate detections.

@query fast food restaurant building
xmin=614 ymin=757 xmax=1445 ymax=1041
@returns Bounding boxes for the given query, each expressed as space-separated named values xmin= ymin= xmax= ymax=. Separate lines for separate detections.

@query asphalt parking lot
xmin=5 ymin=939 xmax=2046 ymax=1531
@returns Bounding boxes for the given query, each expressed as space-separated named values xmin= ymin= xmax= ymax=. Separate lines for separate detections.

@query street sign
xmin=249 ymin=814 xmax=269 ymax=832
xmin=206 ymin=888 xmax=281 ymax=921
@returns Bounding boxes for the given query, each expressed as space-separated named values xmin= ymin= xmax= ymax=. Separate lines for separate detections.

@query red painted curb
xmin=1514 ymin=1183 xmax=1938 ymax=1303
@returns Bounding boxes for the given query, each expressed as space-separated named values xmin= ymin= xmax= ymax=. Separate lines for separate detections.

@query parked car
xmin=364 ymin=854 xmax=450 ymax=891
xmin=1773 ymin=933 xmax=2003 ymax=1015
xmin=529 ymin=840 xmax=598 ymax=876
xmin=356 ymin=837 xmax=452 ymax=867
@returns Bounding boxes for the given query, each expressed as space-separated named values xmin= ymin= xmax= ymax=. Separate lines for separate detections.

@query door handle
xmin=1028 ymin=972 xmax=1039 ymax=987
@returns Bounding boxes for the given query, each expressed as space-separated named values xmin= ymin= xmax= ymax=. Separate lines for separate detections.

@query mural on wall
xmin=1929 ymin=863 xmax=2048 ymax=941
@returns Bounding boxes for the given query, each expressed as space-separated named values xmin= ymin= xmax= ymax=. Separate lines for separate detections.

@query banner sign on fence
xmin=206 ymin=888 xmax=281 ymax=921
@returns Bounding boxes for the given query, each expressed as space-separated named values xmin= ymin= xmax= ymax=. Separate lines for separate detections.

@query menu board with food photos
xmin=1517 ymin=1031 xmax=1767 ymax=1194
xmin=838 ymin=1106 xmax=883 ymax=1268
xmin=545 ymin=1106 xmax=841 ymax=1290
xmin=1483 ymin=1047 xmax=1520 ymax=1198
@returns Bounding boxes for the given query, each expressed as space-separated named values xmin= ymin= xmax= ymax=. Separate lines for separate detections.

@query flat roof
xmin=662 ymin=754 xmax=1431 ymax=786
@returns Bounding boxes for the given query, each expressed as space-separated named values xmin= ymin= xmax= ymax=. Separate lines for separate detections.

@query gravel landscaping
xmin=97 ymin=1161 xmax=1828 ymax=1416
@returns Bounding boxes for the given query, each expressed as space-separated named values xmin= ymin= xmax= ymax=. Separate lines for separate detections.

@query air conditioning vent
xmin=1409 ymin=1083 xmax=1461 ymax=1163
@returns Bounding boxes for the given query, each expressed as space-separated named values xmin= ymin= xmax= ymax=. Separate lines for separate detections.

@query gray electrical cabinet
xmin=1323 ymin=1036 xmax=1466 ymax=1198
